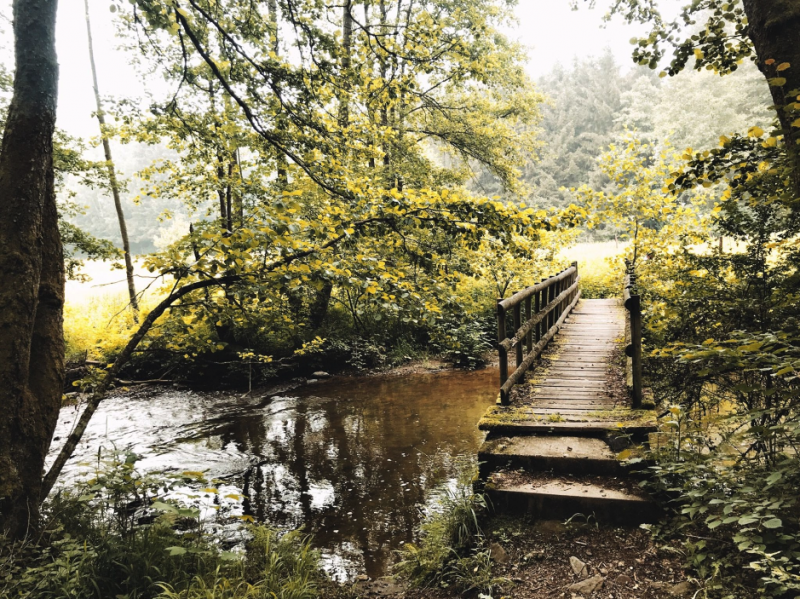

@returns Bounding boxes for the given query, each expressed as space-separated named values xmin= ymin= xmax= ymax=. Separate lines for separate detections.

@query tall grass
xmin=394 ymin=460 xmax=504 ymax=595
xmin=0 ymin=454 xmax=325 ymax=599
xmin=561 ymin=241 xmax=626 ymax=298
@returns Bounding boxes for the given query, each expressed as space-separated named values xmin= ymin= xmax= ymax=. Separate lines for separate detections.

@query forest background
xmin=3 ymin=0 xmax=800 ymax=597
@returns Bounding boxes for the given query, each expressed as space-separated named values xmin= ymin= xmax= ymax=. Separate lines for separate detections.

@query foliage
xmin=0 ymin=452 xmax=325 ymax=599
xmin=429 ymin=318 xmax=492 ymax=369
xmin=576 ymin=132 xmax=711 ymax=266
xmin=395 ymin=460 xmax=504 ymax=595
xmin=597 ymin=55 xmax=800 ymax=598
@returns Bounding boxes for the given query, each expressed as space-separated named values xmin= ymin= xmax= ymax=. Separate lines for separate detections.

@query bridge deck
xmin=479 ymin=299 xmax=656 ymax=435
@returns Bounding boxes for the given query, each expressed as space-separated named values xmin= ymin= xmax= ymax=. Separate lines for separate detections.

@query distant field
xmin=559 ymin=241 xmax=626 ymax=298
xmin=64 ymin=260 xmax=160 ymax=362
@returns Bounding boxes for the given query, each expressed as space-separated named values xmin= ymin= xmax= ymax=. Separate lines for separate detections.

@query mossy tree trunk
xmin=0 ymin=0 xmax=63 ymax=540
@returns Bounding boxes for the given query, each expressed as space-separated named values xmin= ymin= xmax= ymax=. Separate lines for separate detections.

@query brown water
xmin=52 ymin=367 xmax=497 ymax=579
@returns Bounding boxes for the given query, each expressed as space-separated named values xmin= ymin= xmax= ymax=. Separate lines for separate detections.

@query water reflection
xmin=53 ymin=368 xmax=497 ymax=578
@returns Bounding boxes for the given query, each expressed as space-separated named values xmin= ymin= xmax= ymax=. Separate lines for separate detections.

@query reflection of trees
xmin=195 ymin=370 xmax=496 ymax=577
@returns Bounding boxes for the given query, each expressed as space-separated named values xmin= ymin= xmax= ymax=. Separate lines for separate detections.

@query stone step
xmin=478 ymin=435 xmax=624 ymax=477
xmin=486 ymin=471 xmax=660 ymax=527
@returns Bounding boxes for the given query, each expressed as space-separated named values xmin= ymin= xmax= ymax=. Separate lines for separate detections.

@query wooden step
xmin=478 ymin=435 xmax=624 ymax=477
xmin=486 ymin=471 xmax=660 ymax=526
xmin=478 ymin=405 xmax=657 ymax=438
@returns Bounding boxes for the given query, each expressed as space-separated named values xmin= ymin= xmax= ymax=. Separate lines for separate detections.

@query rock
xmin=568 ymin=574 xmax=604 ymax=595
xmin=306 ymin=379 xmax=319 ymax=384
xmin=599 ymin=568 xmax=608 ymax=576
xmin=312 ymin=371 xmax=330 ymax=378
xmin=489 ymin=542 xmax=509 ymax=564
xmin=668 ymin=582 xmax=693 ymax=596
xmin=570 ymin=556 xmax=589 ymax=578
xmin=615 ymin=574 xmax=633 ymax=586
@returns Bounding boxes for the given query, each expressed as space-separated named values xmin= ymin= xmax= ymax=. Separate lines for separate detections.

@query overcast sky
xmin=45 ymin=0 xmax=681 ymax=138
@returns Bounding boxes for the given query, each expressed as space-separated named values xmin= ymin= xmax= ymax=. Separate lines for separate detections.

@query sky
xmin=29 ymin=0 xmax=682 ymax=139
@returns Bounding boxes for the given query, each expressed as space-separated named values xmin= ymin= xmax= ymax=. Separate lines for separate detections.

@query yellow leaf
xmin=748 ymin=126 xmax=764 ymax=138
xmin=777 ymin=62 xmax=791 ymax=72
xmin=792 ymin=118 xmax=800 ymax=128
xmin=694 ymin=48 xmax=704 ymax=60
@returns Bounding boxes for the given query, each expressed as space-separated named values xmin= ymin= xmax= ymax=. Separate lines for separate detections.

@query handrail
xmin=497 ymin=265 xmax=577 ymax=311
xmin=496 ymin=262 xmax=580 ymax=405
xmin=623 ymin=259 xmax=643 ymax=409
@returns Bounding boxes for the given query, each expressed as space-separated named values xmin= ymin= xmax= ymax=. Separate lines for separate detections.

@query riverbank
xmin=353 ymin=517 xmax=693 ymax=599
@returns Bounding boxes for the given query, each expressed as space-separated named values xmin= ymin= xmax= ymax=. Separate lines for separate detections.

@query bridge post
xmin=513 ymin=301 xmax=523 ymax=369
xmin=497 ymin=298 xmax=509 ymax=405
xmin=525 ymin=296 xmax=532 ymax=354
xmin=623 ymin=264 xmax=643 ymax=409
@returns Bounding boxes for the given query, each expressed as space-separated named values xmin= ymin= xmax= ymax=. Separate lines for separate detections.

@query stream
xmin=51 ymin=367 xmax=498 ymax=579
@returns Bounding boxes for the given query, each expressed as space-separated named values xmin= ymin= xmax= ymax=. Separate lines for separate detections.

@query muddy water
xmin=52 ymin=367 xmax=497 ymax=579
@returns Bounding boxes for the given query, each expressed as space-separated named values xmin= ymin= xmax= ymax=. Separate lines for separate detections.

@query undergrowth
xmin=0 ymin=452 xmax=327 ymax=599
xmin=394 ymin=460 xmax=506 ymax=596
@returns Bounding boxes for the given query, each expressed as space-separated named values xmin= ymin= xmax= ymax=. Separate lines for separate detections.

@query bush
xmin=0 ymin=452 xmax=326 ymax=599
xmin=395 ymin=460 xmax=504 ymax=595
xmin=429 ymin=319 xmax=493 ymax=369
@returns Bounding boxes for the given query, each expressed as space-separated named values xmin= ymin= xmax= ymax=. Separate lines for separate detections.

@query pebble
xmin=570 ymin=556 xmax=589 ymax=578
xmin=568 ymin=574 xmax=605 ymax=595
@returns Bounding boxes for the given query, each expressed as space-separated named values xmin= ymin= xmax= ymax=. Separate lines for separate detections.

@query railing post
xmin=525 ymin=296 xmax=533 ymax=354
xmin=572 ymin=261 xmax=578 ymax=303
xmin=623 ymin=265 xmax=643 ymax=409
xmin=513 ymin=300 xmax=523 ymax=369
xmin=497 ymin=298 xmax=509 ymax=405
xmin=536 ymin=279 xmax=544 ymax=343
xmin=630 ymin=296 xmax=643 ymax=408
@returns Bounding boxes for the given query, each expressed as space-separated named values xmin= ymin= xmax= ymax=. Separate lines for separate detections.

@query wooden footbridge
xmin=478 ymin=262 xmax=660 ymax=525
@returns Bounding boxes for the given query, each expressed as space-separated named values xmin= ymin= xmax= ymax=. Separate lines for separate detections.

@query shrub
xmin=0 ymin=452 xmax=326 ymax=599
xmin=395 ymin=460 xmax=504 ymax=595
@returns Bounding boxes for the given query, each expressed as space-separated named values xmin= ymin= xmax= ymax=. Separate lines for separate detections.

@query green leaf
xmin=762 ymin=518 xmax=782 ymax=529
xmin=166 ymin=546 xmax=187 ymax=556
xmin=151 ymin=501 xmax=177 ymax=513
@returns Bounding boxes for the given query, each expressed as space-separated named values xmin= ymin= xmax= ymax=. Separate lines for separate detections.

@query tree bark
xmin=85 ymin=0 xmax=139 ymax=319
xmin=0 ymin=0 xmax=61 ymax=540
xmin=741 ymin=0 xmax=800 ymax=195
xmin=338 ymin=0 xmax=353 ymax=128
xmin=268 ymin=0 xmax=288 ymax=187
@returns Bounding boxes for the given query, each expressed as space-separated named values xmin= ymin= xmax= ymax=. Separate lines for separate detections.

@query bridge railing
xmin=495 ymin=262 xmax=580 ymax=405
xmin=623 ymin=260 xmax=643 ymax=409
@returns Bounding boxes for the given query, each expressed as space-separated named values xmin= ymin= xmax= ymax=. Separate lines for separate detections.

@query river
xmin=51 ymin=367 xmax=497 ymax=579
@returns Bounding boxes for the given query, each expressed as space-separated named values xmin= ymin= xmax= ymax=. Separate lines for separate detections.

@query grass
xmin=560 ymin=240 xmax=626 ymax=299
xmin=0 ymin=453 xmax=327 ymax=599
xmin=394 ymin=459 xmax=506 ymax=595
xmin=64 ymin=259 xmax=162 ymax=363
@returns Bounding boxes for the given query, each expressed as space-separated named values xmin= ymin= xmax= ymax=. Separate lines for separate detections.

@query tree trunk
xmin=0 ymin=0 xmax=61 ymax=540
xmin=741 ymin=0 xmax=800 ymax=195
xmin=268 ymin=0 xmax=288 ymax=187
xmin=309 ymin=280 xmax=333 ymax=330
xmin=85 ymin=0 xmax=139 ymax=319
xmin=338 ymin=0 xmax=353 ymax=128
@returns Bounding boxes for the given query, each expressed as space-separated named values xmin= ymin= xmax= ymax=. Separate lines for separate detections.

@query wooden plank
xmin=533 ymin=391 xmax=613 ymax=401
xmin=544 ymin=369 xmax=607 ymax=378
xmin=541 ymin=378 xmax=607 ymax=387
